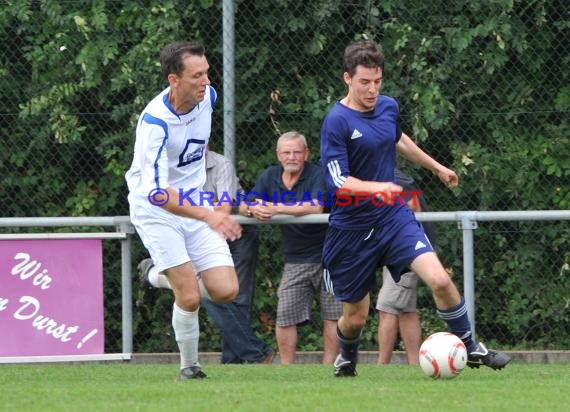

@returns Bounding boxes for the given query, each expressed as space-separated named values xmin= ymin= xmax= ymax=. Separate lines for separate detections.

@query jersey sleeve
xmin=320 ymin=112 xmax=349 ymax=192
xmin=209 ymin=86 xmax=217 ymax=111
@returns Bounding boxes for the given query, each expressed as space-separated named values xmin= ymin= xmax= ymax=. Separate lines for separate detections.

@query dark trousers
xmin=201 ymin=225 xmax=272 ymax=363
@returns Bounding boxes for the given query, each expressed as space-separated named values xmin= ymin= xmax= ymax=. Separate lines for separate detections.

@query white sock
xmin=172 ymin=303 xmax=200 ymax=369
xmin=148 ymin=267 xmax=172 ymax=289
xmin=151 ymin=268 xmax=210 ymax=300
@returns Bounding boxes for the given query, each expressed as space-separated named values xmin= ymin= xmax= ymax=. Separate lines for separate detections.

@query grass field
xmin=1 ymin=362 xmax=568 ymax=412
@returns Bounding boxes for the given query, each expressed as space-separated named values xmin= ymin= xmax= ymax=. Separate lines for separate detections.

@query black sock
xmin=436 ymin=297 xmax=476 ymax=352
xmin=337 ymin=326 xmax=361 ymax=363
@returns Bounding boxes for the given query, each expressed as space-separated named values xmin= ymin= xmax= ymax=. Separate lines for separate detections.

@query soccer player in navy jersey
xmin=125 ymin=41 xmax=242 ymax=381
xmin=320 ymin=40 xmax=510 ymax=377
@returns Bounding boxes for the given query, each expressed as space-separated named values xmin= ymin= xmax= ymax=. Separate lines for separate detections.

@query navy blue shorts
xmin=322 ymin=213 xmax=433 ymax=303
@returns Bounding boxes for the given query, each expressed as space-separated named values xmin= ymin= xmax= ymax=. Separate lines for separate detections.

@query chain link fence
xmin=1 ymin=0 xmax=568 ymax=355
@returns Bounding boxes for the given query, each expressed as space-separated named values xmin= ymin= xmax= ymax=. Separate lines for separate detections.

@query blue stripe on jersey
xmin=142 ymin=112 xmax=169 ymax=188
xmin=162 ymin=92 xmax=180 ymax=118
xmin=210 ymin=87 xmax=217 ymax=109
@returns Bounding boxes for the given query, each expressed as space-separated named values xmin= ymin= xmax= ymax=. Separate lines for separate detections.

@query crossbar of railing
xmin=1 ymin=210 xmax=569 ymax=362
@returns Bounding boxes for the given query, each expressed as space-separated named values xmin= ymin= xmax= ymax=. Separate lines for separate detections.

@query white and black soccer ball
xmin=419 ymin=332 xmax=467 ymax=379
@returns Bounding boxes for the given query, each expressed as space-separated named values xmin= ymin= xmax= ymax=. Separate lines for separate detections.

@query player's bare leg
xmin=199 ymin=266 xmax=238 ymax=304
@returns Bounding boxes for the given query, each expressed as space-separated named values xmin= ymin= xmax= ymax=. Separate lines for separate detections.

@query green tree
xmin=1 ymin=0 xmax=568 ymax=352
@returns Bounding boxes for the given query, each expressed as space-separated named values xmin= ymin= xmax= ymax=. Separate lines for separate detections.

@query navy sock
xmin=436 ymin=297 xmax=476 ymax=352
xmin=337 ymin=326 xmax=361 ymax=363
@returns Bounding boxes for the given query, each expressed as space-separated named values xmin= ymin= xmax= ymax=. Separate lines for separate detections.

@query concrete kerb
xmin=130 ymin=351 xmax=570 ymax=365
xmin=2 ymin=351 xmax=568 ymax=365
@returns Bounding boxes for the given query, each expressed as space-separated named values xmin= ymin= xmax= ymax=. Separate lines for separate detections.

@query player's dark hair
xmin=160 ymin=41 xmax=205 ymax=80
xmin=343 ymin=41 xmax=385 ymax=77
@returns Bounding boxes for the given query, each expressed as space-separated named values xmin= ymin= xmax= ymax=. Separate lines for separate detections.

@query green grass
xmin=1 ymin=363 xmax=568 ymax=412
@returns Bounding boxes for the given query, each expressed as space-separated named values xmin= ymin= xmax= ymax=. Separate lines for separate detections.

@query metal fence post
xmin=458 ymin=212 xmax=478 ymax=340
xmin=222 ymin=0 xmax=236 ymax=164
xmin=119 ymin=222 xmax=135 ymax=354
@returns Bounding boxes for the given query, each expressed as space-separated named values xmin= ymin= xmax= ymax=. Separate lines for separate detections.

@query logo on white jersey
xmin=415 ymin=241 xmax=427 ymax=250
xmin=350 ymin=129 xmax=363 ymax=140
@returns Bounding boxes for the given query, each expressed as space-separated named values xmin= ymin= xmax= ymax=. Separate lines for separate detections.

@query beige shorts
xmin=376 ymin=267 xmax=418 ymax=315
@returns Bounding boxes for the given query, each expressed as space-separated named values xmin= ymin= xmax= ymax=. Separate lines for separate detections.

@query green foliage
xmin=1 ymin=0 xmax=568 ymax=352
xmin=451 ymin=131 xmax=570 ymax=210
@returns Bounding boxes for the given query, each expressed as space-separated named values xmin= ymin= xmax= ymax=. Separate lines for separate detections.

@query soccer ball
xmin=419 ymin=332 xmax=467 ymax=379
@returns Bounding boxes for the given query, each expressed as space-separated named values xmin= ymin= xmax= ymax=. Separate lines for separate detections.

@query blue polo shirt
xmin=249 ymin=162 xmax=328 ymax=263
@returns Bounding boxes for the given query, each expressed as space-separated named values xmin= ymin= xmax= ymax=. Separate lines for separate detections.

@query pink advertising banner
xmin=0 ymin=239 xmax=104 ymax=356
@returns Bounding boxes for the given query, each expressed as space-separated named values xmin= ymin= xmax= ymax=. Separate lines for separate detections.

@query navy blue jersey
xmin=320 ymin=96 xmax=404 ymax=229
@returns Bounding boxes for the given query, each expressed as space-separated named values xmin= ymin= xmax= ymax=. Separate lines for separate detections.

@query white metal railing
xmin=1 ymin=210 xmax=569 ymax=363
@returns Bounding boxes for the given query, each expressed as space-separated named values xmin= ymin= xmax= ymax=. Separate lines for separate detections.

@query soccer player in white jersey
xmin=125 ymin=41 xmax=242 ymax=381
xmin=320 ymin=40 xmax=510 ymax=377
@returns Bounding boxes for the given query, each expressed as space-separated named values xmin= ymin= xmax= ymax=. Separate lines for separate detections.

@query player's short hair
xmin=343 ymin=40 xmax=385 ymax=77
xmin=276 ymin=131 xmax=308 ymax=150
xmin=160 ymin=41 xmax=205 ymax=80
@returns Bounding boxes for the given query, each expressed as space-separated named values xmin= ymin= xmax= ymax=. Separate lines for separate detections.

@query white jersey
xmin=125 ymin=85 xmax=217 ymax=210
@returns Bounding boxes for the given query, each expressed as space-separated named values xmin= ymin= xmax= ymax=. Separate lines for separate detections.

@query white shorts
xmin=130 ymin=203 xmax=233 ymax=273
